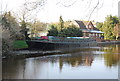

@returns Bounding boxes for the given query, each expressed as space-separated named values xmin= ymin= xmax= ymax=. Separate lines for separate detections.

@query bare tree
xmin=0 ymin=1 xmax=14 ymax=56
xmin=17 ymin=0 xmax=115 ymax=23
xmin=1 ymin=11 xmax=21 ymax=56
xmin=56 ymin=0 xmax=104 ymax=21
xmin=0 ymin=1 xmax=22 ymax=56
xmin=0 ymin=0 xmax=8 ymax=15
xmin=12 ymin=0 xmax=47 ymax=40
xmin=56 ymin=0 xmax=79 ymax=7
xmin=15 ymin=0 xmax=47 ymax=22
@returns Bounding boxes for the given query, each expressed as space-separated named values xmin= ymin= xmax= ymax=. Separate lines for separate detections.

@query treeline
xmin=1 ymin=11 xmax=48 ymax=55
xmin=96 ymin=15 xmax=120 ymax=40
xmin=47 ymin=16 xmax=83 ymax=37
xmin=1 ymin=11 xmax=120 ymax=56
xmin=1 ymin=12 xmax=83 ymax=56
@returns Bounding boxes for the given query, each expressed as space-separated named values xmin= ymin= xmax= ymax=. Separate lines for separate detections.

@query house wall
xmin=87 ymin=21 xmax=94 ymax=30
xmin=83 ymin=32 xmax=103 ymax=38
xmin=72 ymin=20 xmax=104 ymax=38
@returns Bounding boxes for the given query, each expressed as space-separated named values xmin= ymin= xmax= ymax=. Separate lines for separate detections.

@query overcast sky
xmin=0 ymin=0 xmax=120 ymax=23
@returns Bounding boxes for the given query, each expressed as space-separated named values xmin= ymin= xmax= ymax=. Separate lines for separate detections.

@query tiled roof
xmin=75 ymin=20 xmax=87 ymax=29
xmin=75 ymin=20 xmax=100 ymax=31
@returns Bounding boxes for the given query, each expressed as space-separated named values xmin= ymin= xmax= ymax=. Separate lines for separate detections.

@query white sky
xmin=0 ymin=0 xmax=120 ymax=23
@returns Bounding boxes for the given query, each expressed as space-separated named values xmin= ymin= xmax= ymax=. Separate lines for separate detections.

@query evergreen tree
xmin=20 ymin=20 xmax=30 ymax=40
xmin=58 ymin=24 xmax=83 ymax=37
xmin=47 ymin=25 xmax=58 ymax=36
xmin=59 ymin=16 xmax=64 ymax=31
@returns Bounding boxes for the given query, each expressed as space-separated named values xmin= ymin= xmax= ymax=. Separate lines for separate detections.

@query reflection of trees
xmin=103 ymin=45 xmax=120 ymax=67
xmin=2 ymin=59 xmax=26 ymax=79
xmin=3 ymin=58 xmax=44 ymax=79
xmin=3 ymin=45 xmax=120 ymax=79
xmin=103 ymin=54 xmax=120 ymax=67
xmin=59 ymin=55 xmax=94 ymax=70
xmin=58 ymin=44 xmax=120 ymax=70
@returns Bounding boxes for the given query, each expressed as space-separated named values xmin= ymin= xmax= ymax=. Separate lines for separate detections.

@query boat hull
xmin=26 ymin=40 xmax=97 ymax=50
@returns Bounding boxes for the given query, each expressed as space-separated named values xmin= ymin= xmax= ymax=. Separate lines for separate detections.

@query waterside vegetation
xmin=96 ymin=15 xmax=120 ymax=40
xmin=1 ymin=12 xmax=120 ymax=57
xmin=47 ymin=16 xmax=83 ymax=37
xmin=13 ymin=40 xmax=28 ymax=49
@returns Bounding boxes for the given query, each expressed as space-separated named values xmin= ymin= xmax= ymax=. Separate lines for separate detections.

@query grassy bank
xmin=13 ymin=40 xmax=28 ymax=49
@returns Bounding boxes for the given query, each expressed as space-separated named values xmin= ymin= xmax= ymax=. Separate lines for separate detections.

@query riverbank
xmin=3 ymin=47 xmax=98 ymax=59
xmin=13 ymin=40 xmax=120 ymax=50
xmin=7 ymin=50 xmax=62 ymax=59
xmin=13 ymin=40 xmax=28 ymax=50
xmin=3 ymin=40 xmax=120 ymax=59
xmin=97 ymin=40 xmax=120 ymax=45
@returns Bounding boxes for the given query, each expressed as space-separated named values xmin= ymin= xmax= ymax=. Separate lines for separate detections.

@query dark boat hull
xmin=26 ymin=40 xmax=97 ymax=50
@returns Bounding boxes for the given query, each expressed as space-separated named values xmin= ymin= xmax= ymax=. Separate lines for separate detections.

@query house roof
xmin=82 ymin=21 xmax=89 ymax=26
xmin=75 ymin=20 xmax=101 ymax=31
xmin=75 ymin=20 xmax=87 ymax=29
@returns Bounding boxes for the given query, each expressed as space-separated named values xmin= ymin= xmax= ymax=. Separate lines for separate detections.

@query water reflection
xmin=59 ymin=54 xmax=94 ymax=70
xmin=102 ymin=45 xmax=120 ymax=67
xmin=2 ymin=44 xmax=120 ymax=79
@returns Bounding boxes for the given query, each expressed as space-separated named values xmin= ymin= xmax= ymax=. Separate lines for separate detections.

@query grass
xmin=13 ymin=40 xmax=28 ymax=49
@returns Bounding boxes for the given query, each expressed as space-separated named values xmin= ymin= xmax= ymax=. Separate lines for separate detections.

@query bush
xmin=58 ymin=26 xmax=83 ymax=37
xmin=47 ymin=25 xmax=58 ymax=36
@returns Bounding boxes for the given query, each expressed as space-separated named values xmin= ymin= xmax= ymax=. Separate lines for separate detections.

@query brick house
xmin=72 ymin=20 xmax=104 ymax=38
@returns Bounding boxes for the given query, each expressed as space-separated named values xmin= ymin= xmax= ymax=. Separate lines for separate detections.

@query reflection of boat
xmin=26 ymin=36 xmax=97 ymax=50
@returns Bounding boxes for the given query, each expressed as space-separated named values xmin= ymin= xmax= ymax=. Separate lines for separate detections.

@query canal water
xmin=2 ymin=44 xmax=120 ymax=79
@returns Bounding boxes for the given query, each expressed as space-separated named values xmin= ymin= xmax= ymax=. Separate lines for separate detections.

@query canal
xmin=2 ymin=44 xmax=120 ymax=79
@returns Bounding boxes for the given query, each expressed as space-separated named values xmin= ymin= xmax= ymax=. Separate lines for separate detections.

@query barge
xmin=26 ymin=36 xmax=97 ymax=50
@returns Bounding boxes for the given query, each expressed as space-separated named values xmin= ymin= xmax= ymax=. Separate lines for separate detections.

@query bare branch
xmin=56 ymin=0 xmax=78 ymax=7
xmin=87 ymin=0 xmax=99 ymax=21
xmin=24 ymin=0 xmax=47 ymax=11
xmin=84 ymin=0 xmax=93 ymax=11
xmin=0 ymin=0 xmax=8 ymax=15
xmin=56 ymin=0 xmax=104 ymax=21
xmin=62 ymin=0 xmax=78 ymax=7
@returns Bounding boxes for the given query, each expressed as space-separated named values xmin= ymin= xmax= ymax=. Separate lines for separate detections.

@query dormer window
xmin=89 ymin=25 xmax=91 ymax=28
xmin=86 ymin=26 xmax=88 ymax=28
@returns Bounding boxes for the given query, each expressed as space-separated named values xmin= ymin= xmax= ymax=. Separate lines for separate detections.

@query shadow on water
xmin=2 ymin=44 xmax=120 ymax=79
xmin=9 ymin=46 xmax=101 ymax=58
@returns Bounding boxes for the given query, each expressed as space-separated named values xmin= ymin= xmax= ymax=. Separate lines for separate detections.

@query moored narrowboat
xmin=26 ymin=36 xmax=97 ymax=50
